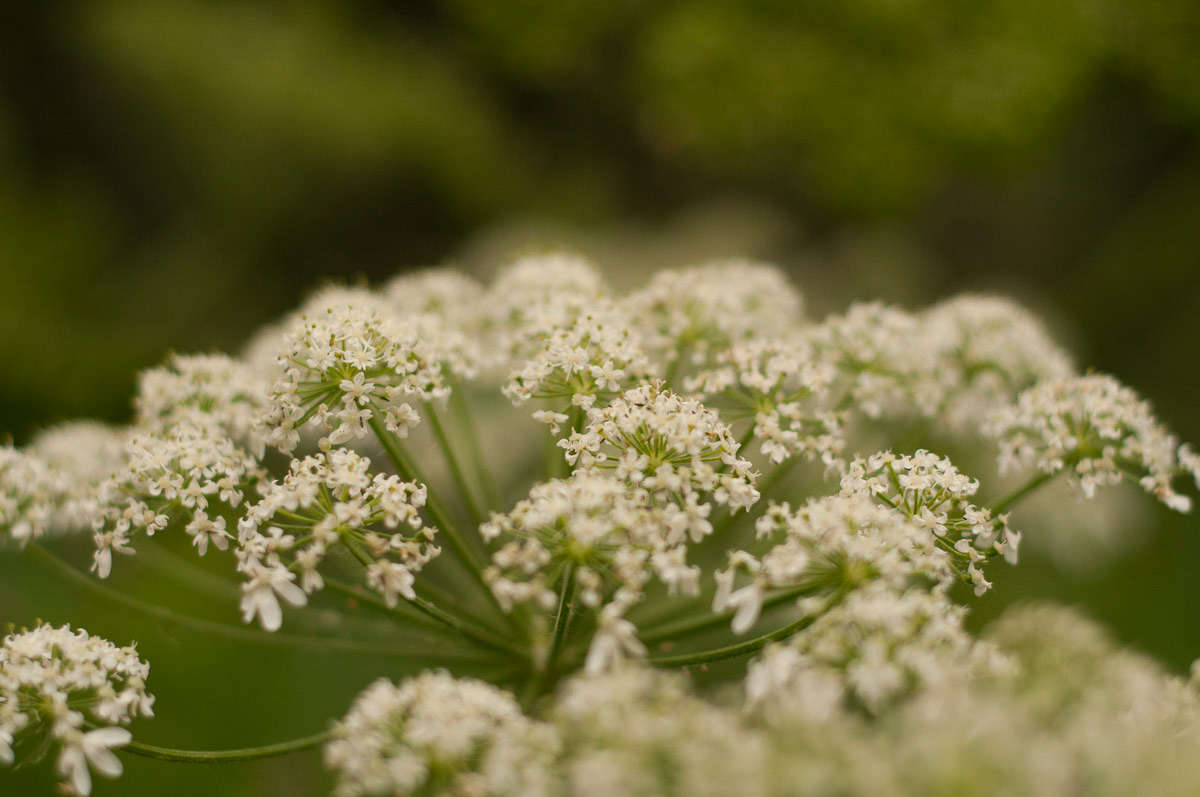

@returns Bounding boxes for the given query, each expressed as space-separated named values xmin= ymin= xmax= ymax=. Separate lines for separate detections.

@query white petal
xmin=57 ymin=746 xmax=92 ymax=796
xmin=258 ymin=591 xmax=283 ymax=632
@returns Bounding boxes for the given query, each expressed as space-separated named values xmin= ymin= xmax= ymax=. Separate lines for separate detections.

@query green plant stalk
xmin=26 ymin=543 xmax=472 ymax=659
xmin=424 ymin=399 xmax=486 ymax=527
xmin=339 ymin=537 xmax=524 ymax=658
xmin=521 ymin=564 xmax=578 ymax=709
xmin=123 ymin=731 xmax=332 ymax=764
xmin=638 ymin=583 xmax=825 ymax=647
xmin=322 ymin=575 xmax=444 ymax=631
xmin=368 ymin=415 xmax=519 ymax=635
xmin=649 ymin=612 xmax=819 ymax=668
xmin=988 ymin=469 xmax=1061 ymax=514
xmin=543 ymin=565 xmax=577 ymax=673
xmin=449 ymin=379 xmax=503 ymax=511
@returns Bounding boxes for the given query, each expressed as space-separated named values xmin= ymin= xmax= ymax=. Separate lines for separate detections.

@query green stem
xmin=521 ymin=564 xmax=578 ymax=709
xmin=662 ymin=344 xmax=690 ymax=390
xmin=322 ymin=575 xmax=442 ymax=631
xmin=368 ymin=414 xmax=513 ymax=635
xmin=27 ymin=544 xmax=460 ymax=659
xmin=543 ymin=564 xmax=577 ymax=672
xmin=340 ymin=538 xmax=525 ymax=658
xmin=649 ymin=611 xmax=818 ymax=669
xmin=638 ymin=583 xmax=823 ymax=647
xmin=736 ymin=422 xmax=757 ymax=459
xmin=134 ymin=543 xmax=239 ymax=601
xmin=368 ymin=416 xmax=484 ymax=566
xmin=988 ymin=469 xmax=1060 ymax=515
xmin=425 ymin=400 xmax=485 ymax=527
xmin=123 ymin=731 xmax=332 ymax=764
xmin=450 ymin=379 xmax=503 ymax=511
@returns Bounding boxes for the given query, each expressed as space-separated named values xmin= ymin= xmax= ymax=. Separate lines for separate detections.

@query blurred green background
xmin=2 ymin=0 xmax=1199 ymax=794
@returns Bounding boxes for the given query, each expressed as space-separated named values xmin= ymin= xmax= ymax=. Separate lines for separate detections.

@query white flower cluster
xmin=91 ymin=419 xmax=263 ymax=577
xmin=6 ymin=255 xmax=1200 ymax=796
xmin=1 ymin=444 xmax=65 ymax=545
xmin=687 ymin=338 xmax=844 ymax=466
xmin=325 ymin=671 xmax=559 ymax=797
xmin=487 ymin=257 xmax=652 ymax=427
xmin=504 ymin=297 xmax=654 ymax=427
xmin=135 ymin=353 xmax=269 ymax=455
xmin=485 ymin=255 xmax=609 ymax=359
xmin=918 ymin=295 xmax=1074 ymax=428
xmin=988 ymin=374 xmax=1199 ymax=511
xmin=805 ymin=302 xmax=931 ymax=420
xmin=555 ymin=667 xmax=768 ymax=797
xmin=859 ymin=604 xmax=1200 ymax=797
xmin=562 ymin=383 xmax=759 ymax=511
xmin=384 ymin=268 xmax=486 ymax=326
xmin=800 ymin=296 xmax=1075 ymax=432
xmin=237 ymin=449 xmax=438 ymax=630
xmin=483 ymin=471 xmax=707 ymax=611
xmin=0 ymin=625 xmax=153 ymax=796
xmin=746 ymin=586 xmax=1003 ymax=718
xmin=1 ymin=423 xmax=126 ymax=546
xmin=841 ymin=449 xmax=1019 ymax=594
xmin=628 ymin=260 xmax=805 ymax=369
xmin=383 ymin=269 xmax=489 ymax=378
xmin=259 ymin=289 xmax=450 ymax=452
xmin=716 ymin=494 xmax=957 ymax=636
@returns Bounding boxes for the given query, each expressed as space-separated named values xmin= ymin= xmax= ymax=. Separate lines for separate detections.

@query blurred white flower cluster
xmin=2 ymin=255 xmax=1198 ymax=795
xmin=0 ymin=625 xmax=153 ymax=796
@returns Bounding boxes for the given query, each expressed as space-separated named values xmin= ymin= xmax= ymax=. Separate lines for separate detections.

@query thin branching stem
xmin=367 ymin=415 xmax=515 ymax=634
xmin=26 ymin=543 xmax=468 ymax=659
xmin=638 ymin=583 xmax=825 ymax=647
xmin=649 ymin=613 xmax=817 ymax=668
xmin=988 ymin=469 xmax=1060 ymax=515
xmin=424 ymin=399 xmax=486 ymax=527
xmin=123 ymin=731 xmax=332 ymax=764
xmin=339 ymin=537 xmax=525 ymax=658
xmin=449 ymin=378 xmax=504 ymax=511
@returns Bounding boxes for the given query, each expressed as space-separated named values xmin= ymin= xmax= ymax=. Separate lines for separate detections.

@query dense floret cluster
xmin=3 ymin=257 xmax=1197 ymax=796
xmin=0 ymin=625 xmax=153 ymax=796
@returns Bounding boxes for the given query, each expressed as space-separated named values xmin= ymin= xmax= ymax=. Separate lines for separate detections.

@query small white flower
xmin=57 ymin=727 xmax=131 ymax=796
xmin=240 ymin=564 xmax=307 ymax=631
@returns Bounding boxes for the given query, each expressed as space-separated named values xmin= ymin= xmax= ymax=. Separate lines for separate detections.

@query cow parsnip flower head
xmin=687 ymin=337 xmax=845 ymax=466
xmin=237 ymin=448 xmax=438 ymax=630
xmin=841 ymin=449 xmax=1019 ymax=594
xmin=562 ymin=382 xmax=760 ymax=512
xmin=2 ymin=423 xmax=129 ymax=547
xmin=918 ymin=295 xmax=1075 ymax=430
xmin=485 ymin=254 xmax=609 ymax=356
xmin=5 ymin=254 xmax=1200 ymax=797
xmin=865 ymin=603 xmax=1200 ymax=797
xmin=90 ymin=418 xmax=263 ymax=577
xmin=483 ymin=471 xmax=705 ymax=613
xmin=325 ymin=671 xmax=559 ymax=797
xmin=383 ymin=269 xmax=490 ymax=378
xmin=806 ymin=301 xmax=935 ymax=420
xmin=717 ymin=493 xmax=960 ymax=637
xmin=987 ymin=374 xmax=1199 ymax=511
xmin=260 ymin=289 xmax=451 ymax=453
xmin=504 ymin=296 xmax=655 ymax=428
xmin=555 ymin=666 xmax=769 ymax=797
xmin=628 ymin=259 xmax=805 ymax=369
xmin=135 ymin=353 xmax=270 ymax=456
xmin=1 ymin=445 xmax=66 ymax=546
xmin=746 ymin=586 xmax=1004 ymax=719
xmin=0 ymin=625 xmax=153 ymax=796
xmin=27 ymin=422 xmax=127 ymax=531
xmin=384 ymin=268 xmax=486 ymax=323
